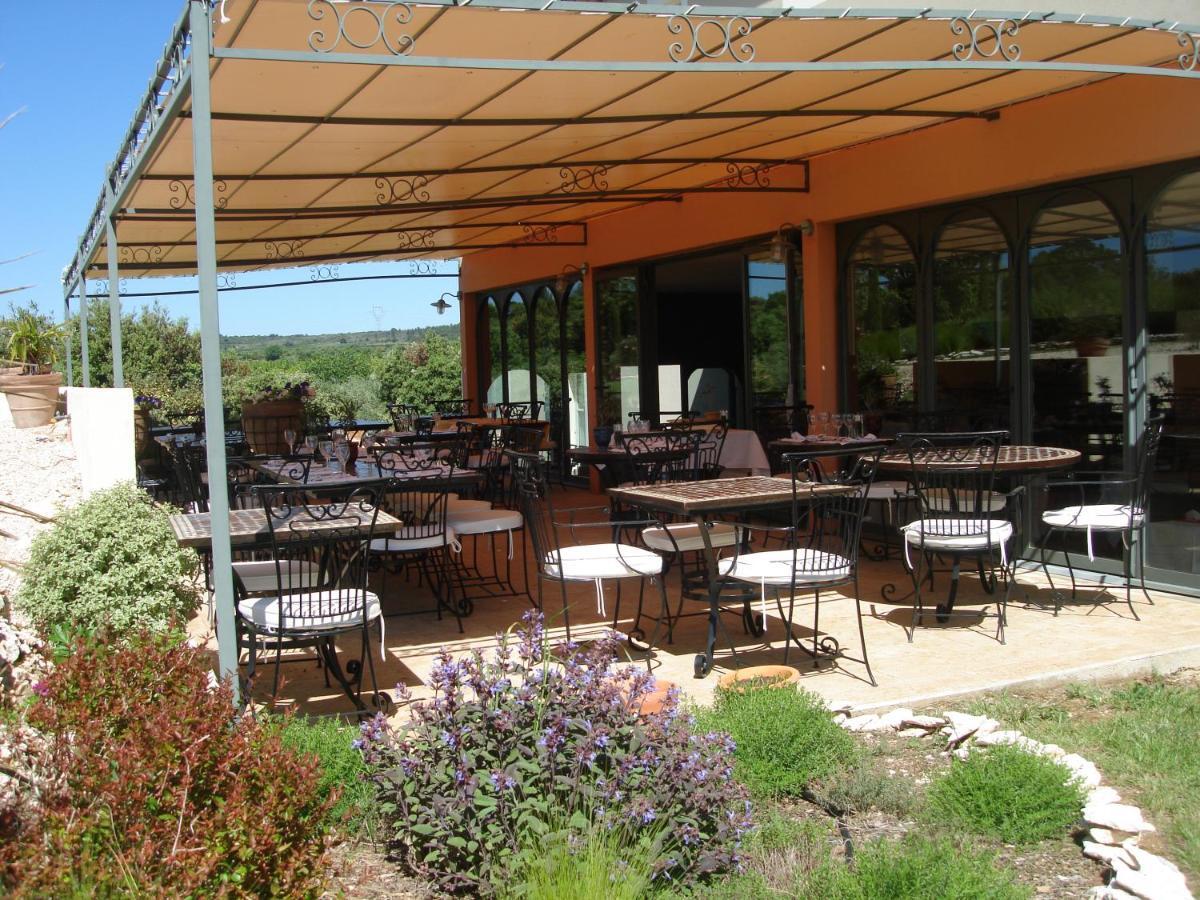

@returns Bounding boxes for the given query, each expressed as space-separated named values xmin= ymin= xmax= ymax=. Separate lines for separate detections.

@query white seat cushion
xmin=1042 ymin=504 xmax=1143 ymax=532
xmin=866 ymin=480 xmax=909 ymax=501
xmin=448 ymin=498 xmax=492 ymax=512
xmin=719 ymin=549 xmax=851 ymax=585
xmin=544 ymin=543 xmax=663 ymax=580
xmin=642 ymin=522 xmax=740 ymax=553
xmin=237 ymin=589 xmax=381 ymax=633
xmin=923 ymin=488 xmax=1007 ymax=512
xmin=370 ymin=525 xmax=457 ymax=553
xmin=446 ymin=508 xmax=523 ymax=535
xmin=232 ymin=559 xmax=323 ymax=595
xmin=901 ymin=518 xmax=1013 ymax=552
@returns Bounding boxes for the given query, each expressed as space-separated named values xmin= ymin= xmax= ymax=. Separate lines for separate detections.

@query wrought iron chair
xmin=693 ymin=421 xmax=729 ymax=481
xmin=1035 ymin=415 xmax=1164 ymax=619
xmin=507 ymin=451 xmax=669 ymax=660
xmin=234 ymin=480 xmax=390 ymax=713
xmin=893 ymin=431 xmax=1015 ymax=643
xmin=717 ymin=447 xmax=882 ymax=684
xmin=497 ymin=400 xmax=544 ymax=421
xmin=432 ymin=398 xmax=472 ymax=418
xmin=386 ymin=402 xmax=422 ymax=431
xmin=370 ymin=447 xmax=470 ymax=629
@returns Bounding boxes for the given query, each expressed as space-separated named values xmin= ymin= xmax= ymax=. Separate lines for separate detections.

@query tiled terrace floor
xmin=196 ymin=486 xmax=1200 ymax=717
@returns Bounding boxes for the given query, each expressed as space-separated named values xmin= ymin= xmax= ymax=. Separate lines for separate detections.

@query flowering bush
xmin=250 ymin=380 xmax=315 ymax=403
xmin=362 ymin=612 xmax=751 ymax=895
xmin=0 ymin=633 xmax=334 ymax=896
xmin=134 ymin=393 xmax=163 ymax=412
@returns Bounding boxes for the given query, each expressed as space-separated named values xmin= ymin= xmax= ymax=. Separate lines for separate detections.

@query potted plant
xmin=0 ymin=305 xmax=64 ymax=428
xmin=593 ymin=391 xmax=621 ymax=449
xmin=133 ymin=394 xmax=163 ymax=459
xmin=241 ymin=381 xmax=313 ymax=455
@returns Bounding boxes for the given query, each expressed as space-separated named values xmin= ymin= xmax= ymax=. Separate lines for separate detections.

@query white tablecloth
xmin=718 ymin=428 xmax=770 ymax=476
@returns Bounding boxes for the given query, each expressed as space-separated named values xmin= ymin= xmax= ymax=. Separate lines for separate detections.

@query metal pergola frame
xmin=61 ymin=0 xmax=1200 ymax=698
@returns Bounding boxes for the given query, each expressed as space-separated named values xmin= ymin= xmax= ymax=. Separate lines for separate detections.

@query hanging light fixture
xmin=768 ymin=220 xmax=814 ymax=263
xmin=431 ymin=292 xmax=457 ymax=315
xmin=554 ymin=263 xmax=588 ymax=296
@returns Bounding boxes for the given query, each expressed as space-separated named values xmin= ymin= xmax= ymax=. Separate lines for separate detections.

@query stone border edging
xmin=825 ymin=701 xmax=1194 ymax=900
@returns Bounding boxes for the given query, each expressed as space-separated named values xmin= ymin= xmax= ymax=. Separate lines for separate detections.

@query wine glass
xmin=319 ymin=439 xmax=333 ymax=462
xmin=283 ymin=428 xmax=297 ymax=454
xmin=814 ymin=412 xmax=830 ymax=437
xmin=831 ymin=413 xmax=846 ymax=439
xmin=335 ymin=441 xmax=351 ymax=473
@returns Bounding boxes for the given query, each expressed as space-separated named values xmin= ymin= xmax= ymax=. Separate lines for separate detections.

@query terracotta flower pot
xmin=0 ymin=372 xmax=63 ymax=429
xmin=241 ymin=399 xmax=304 ymax=455
xmin=718 ymin=665 xmax=801 ymax=693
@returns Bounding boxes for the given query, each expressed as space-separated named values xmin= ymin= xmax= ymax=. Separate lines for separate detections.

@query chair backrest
xmin=506 ymin=450 xmax=563 ymax=571
xmin=778 ymin=446 xmax=883 ymax=575
xmin=1134 ymin=415 xmax=1166 ymax=514
xmin=386 ymin=402 xmax=421 ymax=431
xmin=896 ymin=431 xmax=1007 ymax=541
xmin=618 ymin=430 xmax=697 ymax=484
xmin=372 ymin=449 xmax=456 ymax=533
xmin=694 ymin=421 xmax=729 ymax=479
xmin=413 ymin=415 xmax=435 ymax=437
xmin=505 ymin=425 xmax=545 ymax=453
xmin=172 ymin=443 xmax=209 ymax=512
xmin=497 ymin=400 xmax=543 ymax=421
xmin=252 ymin=480 xmax=384 ymax=630
xmin=432 ymin=399 xmax=472 ymax=418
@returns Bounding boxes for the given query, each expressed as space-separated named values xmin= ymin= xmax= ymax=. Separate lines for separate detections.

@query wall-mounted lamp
xmin=768 ymin=220 xmax=814 ymax=264
xmin=554 ymin=263 xmax=589 ymax=296
xmin=431 ymin=291 xmax=458 ymax=315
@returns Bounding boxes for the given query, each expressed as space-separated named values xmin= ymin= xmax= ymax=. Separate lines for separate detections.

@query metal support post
xmin=104 ymin=197 xmax=124 ymax=388
xmin=190 ymin=0 xmax=239 ymax=700
xmin=62 ymin=293 xmax=73 ymax=387
xmin=79 ymin=280 xmax=91 ymax=387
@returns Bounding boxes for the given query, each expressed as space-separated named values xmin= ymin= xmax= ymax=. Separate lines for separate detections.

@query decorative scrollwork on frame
xmin=264 ymin=241 xmax=306 ymax=260
xmin=397 ymin=230 xmax=436 ymax=250
xmin=1179 ymin=32 xmax=1199 ymax=71
xmin=167 ymin=179 xmax=228 ymax=210
xmin=667 ymin=16 xmax=754 ymax=63
xmin=724 ymin=163 xmax=771 ymax=188
xmin=374 ymin=175 xmax=431 ymax=206
xmin=119 ymin=246 xmax=164 ymax=265
xmin=950 ymin=17 xmax=1021 ymax=62
xmin=558 ymin=165 xmax=609 ymax=194
xmin=307 ymin=0 xmax=415 ymax=56
xmin=309 ymin=265 xmax=340 ymax=282
xmin=217 ymin=273 xmax=237 ymax=289
xmin=408 ymin=260 xmax=438 ymax=275
xmin=521 ymin=224 xmax=559 ymax=244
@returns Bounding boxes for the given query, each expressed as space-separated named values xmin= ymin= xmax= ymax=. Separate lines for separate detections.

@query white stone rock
xmin=825 ymin=699 xmax=856 ymax=714
xmin=1089 ymin=787 xmax=1123 ymax=806
xmin=1039 ymin=743 xmax=1068 ymax=759
xmin=1111 ymin=844 xmax=1194 ymax=900
xmin=1084 ymin=802 xmax=1157 ymax=835
xmin=878 ymin=707 xmax=914 ymax=730
xmin=901 ymin=714 xmax=946 ymax=729
xmin=1062 ymin=752 xmax=1104 ymax=788
xmin=975 ymin=729 xmax=1025 ymax=747
xmin=1083 ymin=841 xmax=1137 ymax=868
xmin=841 ymin=713 xmax=882 ymax=732
xmin=944 ymin=711 xmax=1000 ymax=746
xmin=953 ymin=747 xmax=970 ymax=760
xmin=1087 ymin=885 xmax=1141 ymax=900
xmin=897 ymin=727 xmax=932 ymax=738
xmin=1090 ymin=828 xmax=1119 ymax=845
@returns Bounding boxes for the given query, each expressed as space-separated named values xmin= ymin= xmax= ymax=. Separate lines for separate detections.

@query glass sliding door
xmin=531 ymin=286 xmax=559 ymax=420
xmin=504 ymin=292 xmax=531 ymax=402
xmin=484 ymin=296 xmax=503 ymax=405
xmin=747 ymin=253 xmax=792 ymax=406
xmin=932 ymin=212 xmax=1011 ymax=430
xmin=563 ymin=281 xmax=588 ymax=461
xmin=1145 ymin=170 xmax=1200 ymax=583
xmin=598 ymin=274 xmax=640 ymax=426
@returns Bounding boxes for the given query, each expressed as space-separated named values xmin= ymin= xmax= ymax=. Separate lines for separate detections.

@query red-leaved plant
xmin=0 ymin=633 xmax=334 ymax=897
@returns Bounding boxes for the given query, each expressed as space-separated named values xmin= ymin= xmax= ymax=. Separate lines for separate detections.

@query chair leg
xmin=853 ymin=580 xmax=876 ymax=687
xmin=1137 ymin=526 xmax=1155 ymax=606
xmin=908 ymin=550 xmax=924 ymax=643
xmin=1039 ymin=529 xmax=1061 ymax=615
xmin=810 ymin=589 xmax=821 ymax=670
xmin=1122 ymin=534 xmax=1140 ymax=621
xmin=559 ymin=580 xmax=572 ymax=642
xmin=271 ymin=633 xmax=285 ymax=703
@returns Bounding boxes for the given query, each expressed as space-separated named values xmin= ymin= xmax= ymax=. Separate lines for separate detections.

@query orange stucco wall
xmin=458 ymin=73 xmax=1200 ymax=415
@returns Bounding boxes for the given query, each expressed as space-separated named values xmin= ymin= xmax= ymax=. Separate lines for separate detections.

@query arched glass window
xmin=532 ymin=286 xmax=559 ymax=417
xmin=847 ymin=225 xmax=917 ymax=412
xmin=483 ymin=296 xmax=503 ymax=405
xmin=504 ymin=291 xmax=531 ymax=402
xmin=932 ymin=212 xmax=1011 ymax=429
xmin=562 ymin=281 xmax=588 ymax=452
xmin=1145 ymin=171 xmax=1200 ymax=577
xmin=1028 ymin=194 xmax=1123 ymax=464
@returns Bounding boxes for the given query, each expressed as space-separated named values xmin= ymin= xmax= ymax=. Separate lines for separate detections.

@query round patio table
xmin=876 ymin=444 xmax=1081 ymax=473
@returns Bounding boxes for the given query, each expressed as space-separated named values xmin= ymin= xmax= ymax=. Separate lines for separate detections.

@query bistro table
xmin=608 ymin=476 xmax=856 ymax=677
xmin=248 ymin=456 xmax=484 ymax=491
xmin=169 ymin=504 xmax=404 ymax=550
xmin=567 ymin=443 xmax=692 ymax=490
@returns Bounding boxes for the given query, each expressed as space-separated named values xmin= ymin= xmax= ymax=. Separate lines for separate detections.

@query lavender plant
xmin=361 ymin=612 xmax=752 ymax=895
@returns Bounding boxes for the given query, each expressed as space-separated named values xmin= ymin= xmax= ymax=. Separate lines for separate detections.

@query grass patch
xmin=799 ymin=834 xmax=1031 ymax=900
xmin=969 ymin=676 xmax=1200 ymax=876
xmin=277 ymin=714 xmax=378 ymax=840
xmin=501 ymin=824 xmax=663 ymax=900
xmin=693 ymin=685 xmax=858 ymax=799
xmin=925 ymin=744 xmax=1083 ymax=844
xmin=814 ymin=757 xmax=918 ymax=818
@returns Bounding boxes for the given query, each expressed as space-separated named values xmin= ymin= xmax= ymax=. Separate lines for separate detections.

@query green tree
xmin=377 ymin=334 xmax=463 ymax=407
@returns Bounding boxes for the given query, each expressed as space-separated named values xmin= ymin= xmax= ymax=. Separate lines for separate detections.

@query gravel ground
xmin=0 ymin=421 xmax=83 ymax=609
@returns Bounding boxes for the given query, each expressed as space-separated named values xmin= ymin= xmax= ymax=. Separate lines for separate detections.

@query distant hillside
xmin=221 ymin=324 xmax=459 ymax=355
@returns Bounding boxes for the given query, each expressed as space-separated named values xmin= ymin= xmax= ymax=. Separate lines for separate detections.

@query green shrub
xmin=502 ymin=820 xmax=664 ymax=900
xmin=278 ymin=715 xmax=378 ymax=839
xmin=0 ymin=633 xmax=333 ymax=896
xmin=15 ymin=483 xmax=199 ymax=635
xmin=694 ymin=685 xmax=858 ymax=798
xmin=925 ymin=744 xmax=1084 ymax=844
xmin=799 ymin=834 xmax=1030 ymax=900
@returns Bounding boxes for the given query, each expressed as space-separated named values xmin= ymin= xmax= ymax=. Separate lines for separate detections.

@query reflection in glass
xmin=533 ymin=287 xmax=560 ymax=421
xmin=932 ymin=213 xmax=1010 ymax=429
xmin=1146 ymin=171 xmax=1200 ymax=576
xmin=563 ymin=282 xmax=588 ymax=458
xmin=747 ymin=255 xmax=791 ymax=404
xmin=1028 ymin=196 xmax=1123 ymax=468
xmin=598 ymin=275 xmax=639 ymax=425
xmin=484 ymin=296 xmax=503 ymax=405
xmin=848 ymin=225 xmax=918 ymax=414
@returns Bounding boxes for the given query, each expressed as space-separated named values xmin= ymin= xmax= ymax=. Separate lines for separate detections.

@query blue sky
xmin=0 ymin=1 xmax=459 ymax=335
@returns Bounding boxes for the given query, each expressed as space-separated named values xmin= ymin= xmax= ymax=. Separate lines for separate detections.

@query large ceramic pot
xmin=0 ymin=372 xmax=63 ymax=428
xmin=241 ymin=399 xmax=304 ymax=455
xmin=593 ymin=425 xmax=614 ymax=449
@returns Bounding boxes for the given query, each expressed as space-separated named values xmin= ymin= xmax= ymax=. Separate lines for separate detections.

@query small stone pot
xmin=718 ymin=665 xmax=801 ymax=693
